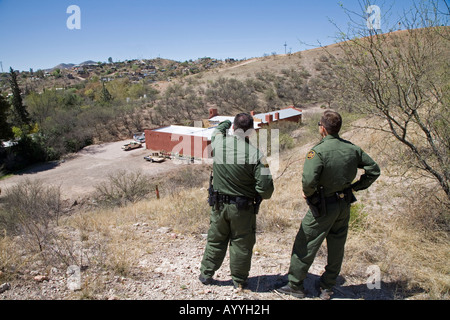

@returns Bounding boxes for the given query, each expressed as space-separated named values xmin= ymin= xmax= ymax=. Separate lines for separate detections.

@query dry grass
xmin=343 ymin=204 xmax=449 ymax=299
xmin=129 ymin=187 xmax=211 ymax=234
xmin=0 ymin=114 xmax=448 ymax=300
xmin=261 ymin=115 xmax=450 ymax=299
xmin=54 ymin=178 xmax=211 ymax=279
xmin=337 ymin=119 xmax=450 ymax=299
xmin=0 ymin=235 xmax=24 ymax=282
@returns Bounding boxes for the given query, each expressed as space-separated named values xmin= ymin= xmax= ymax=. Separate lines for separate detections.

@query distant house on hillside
xmin=207 ymin=107 xmax=302 ymax=128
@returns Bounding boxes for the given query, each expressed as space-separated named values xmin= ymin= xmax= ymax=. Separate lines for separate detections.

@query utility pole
xmin=0 ymin=61 xmax=3 ymax=73
xmin=284 ymin=42 xmax=287 ymax=55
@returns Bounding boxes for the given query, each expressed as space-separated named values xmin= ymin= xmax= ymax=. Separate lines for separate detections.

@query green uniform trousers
xmin=200 ymin=203 xmax=256 ymax=286
xmin=288 ymin=199 xmax=351 ymax=290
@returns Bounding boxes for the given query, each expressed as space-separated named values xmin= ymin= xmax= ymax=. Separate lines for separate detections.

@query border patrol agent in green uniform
xmin=199 ymin=113 xmax=274 ymax=289
xmin=277 ymin=110 xmax=380 ymax=299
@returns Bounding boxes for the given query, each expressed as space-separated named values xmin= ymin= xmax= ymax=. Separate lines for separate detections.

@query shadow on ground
xmin=216 ymin=272 xmax=426 ymax=300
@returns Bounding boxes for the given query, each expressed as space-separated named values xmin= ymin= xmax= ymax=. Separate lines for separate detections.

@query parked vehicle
xmin=122 ymin=141 xmax=142 ymax=151
xmin=133 ymin=132 xmax=145 ymax=143
xmin=144 ymin=152 xmax=166 ymax=163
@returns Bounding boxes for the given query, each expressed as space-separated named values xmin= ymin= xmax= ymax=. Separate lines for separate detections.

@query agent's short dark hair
xmin=234 ymin=113 xmax=254 ymax=132
xmin=320 ymin=110 xmax=342 ymax=134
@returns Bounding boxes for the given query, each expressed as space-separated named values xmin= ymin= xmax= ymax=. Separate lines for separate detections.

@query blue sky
xmin=0 ymin=0 xmax=428 ymax=71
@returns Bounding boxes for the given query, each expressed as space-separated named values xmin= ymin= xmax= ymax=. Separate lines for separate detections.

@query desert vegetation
xmin=0 ymin=0 xmax=448 ymax=300
xmin=0 ymin=110 xmax=448 ymax=299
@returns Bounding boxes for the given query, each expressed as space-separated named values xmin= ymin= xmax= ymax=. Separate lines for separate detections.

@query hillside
xmin=193 ymin=45 xmax=341 ymax=82
xmin=0 ymin=113 xmax=447 ymax=300
xmin=0 ymin=27 xmax=449 ymax=301
xmin=0 ymin=57 xmax=238 ymax=95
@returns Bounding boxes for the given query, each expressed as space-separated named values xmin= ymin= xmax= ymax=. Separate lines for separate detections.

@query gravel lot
xmin=0 ymin=140 xmax=181 ymax=200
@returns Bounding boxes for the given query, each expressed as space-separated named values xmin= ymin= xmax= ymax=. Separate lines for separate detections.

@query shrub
xmin=279 ymin=133 xmax=295 ymax=151
xmin=349 ymin=203 xmax=368 ymax=231
xmin=158 ymin=165 xmax=210 ymax=197
xmin=94 ymin=170 xmax=154 ymax=206
xmin=0 ymin=179 xmax=61 ymax=252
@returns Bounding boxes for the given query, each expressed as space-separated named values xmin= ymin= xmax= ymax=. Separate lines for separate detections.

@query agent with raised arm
xmin=200 ymin=113 xmax=274 ymax=290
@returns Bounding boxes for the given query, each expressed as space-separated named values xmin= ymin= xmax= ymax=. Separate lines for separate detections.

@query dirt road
xmin=0 ymin=140 xmax=181 ymax=200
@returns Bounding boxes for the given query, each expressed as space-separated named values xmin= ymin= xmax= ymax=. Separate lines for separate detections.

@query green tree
xmin=309 ymin=55 xmax=341 ymax=108
xmin=206 ymin=78 xmax=259 ymax=114
xmin=0 ymin=93 xmax=13 ymax=140
xmin=52 ymin=68 xmax=61 ymax=78
xmin=275 ymin=68 xmax=311 ymax=107
xmin=9 ymin=67 xmax=30 ymax=127
xmin=100 ymin=81 xmax=113 ymax=104
xmin=158 ymin=83 xmax=203 ymax=122
xmin=35 ymin=69 xmax=44 ymax=78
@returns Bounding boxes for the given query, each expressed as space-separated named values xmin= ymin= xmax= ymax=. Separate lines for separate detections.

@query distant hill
xmin=77 ymin=60 xmax=98 ymax=66
xmin=51 ymin=63 xmax=75 ymax=70
xmin=51 ymin=60 xmax=98 ymax=70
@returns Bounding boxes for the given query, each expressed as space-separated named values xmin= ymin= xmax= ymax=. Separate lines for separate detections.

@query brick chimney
xmin=274 ymin=112 xmax=280 ymax=121
xmin=250 ymin=111 xmax=255 ymax=116
xmin=265 ymin=114 xmax=273 ymax=124
xmin=209 ymin=108 xmax=218 ymax=119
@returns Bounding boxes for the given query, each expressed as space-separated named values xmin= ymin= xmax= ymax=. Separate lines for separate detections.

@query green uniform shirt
xmin=302 ymin=134 xmax=380 ymax=198
xmin=212 ymin=120 xmax=274 ymax=200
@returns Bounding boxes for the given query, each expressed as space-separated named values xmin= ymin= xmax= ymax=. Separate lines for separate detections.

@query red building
xmin=145 ymin=107 xmax=302 ymax=158
xmin=145 ymin=125 xmax=214 ymax=159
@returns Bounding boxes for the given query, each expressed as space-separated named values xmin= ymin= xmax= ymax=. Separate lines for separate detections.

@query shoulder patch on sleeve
xmin=307 ymin=150 xmax=316 ymax=160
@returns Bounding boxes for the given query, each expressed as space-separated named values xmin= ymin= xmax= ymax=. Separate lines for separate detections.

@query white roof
xmin=208 ymin=116 xmax=235 ymax=123
xmin=209 ymin=116 xmax=261 ymax=129
xmin=208 ymin=107 xmax=302 ymax=127
xmin=152 ymin=125 xmax=216 ymax=140
xmin=254 ymin=108 xmax=302 ymax=123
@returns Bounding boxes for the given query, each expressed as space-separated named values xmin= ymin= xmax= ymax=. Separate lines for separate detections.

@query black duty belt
xmin=209 ymin=192 xmax=263 ymax=214
xmin=217 ymin=194 xmax=253 ymax=205
xmin=323 ymin=188 xmax=356 ymax=205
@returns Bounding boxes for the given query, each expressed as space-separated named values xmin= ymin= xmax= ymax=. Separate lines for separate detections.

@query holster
xmin=208 ymin=171 xmax=219 ymax=211
xmin=253 ymin=194 xmax=263 ymax=215
xmin=306 ymin=186 xmax=326 ymax=218
xmin=345 ymin=188 xmax=357 ymax=204
xmin=306 ymin=193 xmax=324 ymax=218
xmin=207 ymin=172 xmax=262 ymax=214
xmin=306 ymin=186 xmax=357 ymax=219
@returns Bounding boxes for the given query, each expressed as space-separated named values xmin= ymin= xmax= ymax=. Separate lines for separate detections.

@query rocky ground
xmin=0 ymin=220 xmax=394 ymax=301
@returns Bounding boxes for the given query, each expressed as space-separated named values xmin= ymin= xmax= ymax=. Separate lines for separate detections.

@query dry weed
xmin=0 ymin=235 xmax=23 ymax=281
xmin=141 ymin=188 xmax=211 ymax=234
xmin=343 ymin=189 xmax=449 ymax=299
